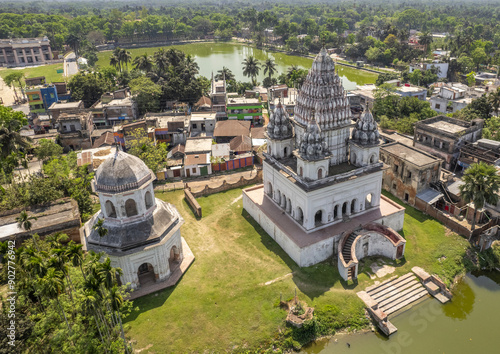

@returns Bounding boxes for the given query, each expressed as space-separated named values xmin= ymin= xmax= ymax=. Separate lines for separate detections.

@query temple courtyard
xmin=124 ymin=187 xmax=470 ymax=352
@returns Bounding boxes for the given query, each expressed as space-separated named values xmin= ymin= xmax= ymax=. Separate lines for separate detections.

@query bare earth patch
xmin=94 ymin=148 xmax=112 ymax=157
xmin=370 ymin=261 xmax=396 ymax=278
xmin=262 ymin=273 xmax=293 ymax=286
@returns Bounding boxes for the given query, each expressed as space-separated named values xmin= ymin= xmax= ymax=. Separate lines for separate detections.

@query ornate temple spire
xmin=299 ymin=110 xmax=330 ymax=160
xmin=351 ymin=108 xmax=380 ymax=145
xmin=294 ymin=48 xmax=351 ymax=129
xmin=267 ymin=98 xmax=293 ymax=140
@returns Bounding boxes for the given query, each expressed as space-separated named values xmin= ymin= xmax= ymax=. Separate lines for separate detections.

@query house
xmin=230 ymin=135 xmax=252 ymax=155
xmin=194 ymin=96 xmax=212 ymax=111
xmin=211 ymin=143 xmax=230 ymax=160
xmin=189 ymin=112 xmax=216 ymax=137
xmin=210 ymin=77 xmax=227 ymax=120
xmin=49 ymin=100 xmax=84 ymax=123
xmin=57 ymin=111 xmax=94 ymax=150
xmin=185 ymin=137 xmax=213 ymax=155
xmin=409 ymin=61 xmax=449 ymax=79
xmin=457 ymin=139 xmax=500 ymax=169
xmin=166 ymin=144 xmax=185 ymax=178
xmin=380 ymin=142 xmax=442 ymax=205
xmin=226 ymin=97 xmax=264 ymax=125
xmin=213 ymin=120 xmax=251 ymax=144
xmin=184 ymin=153 xmax=212 ymax=177
xmin=414 ymin=115 xmax=484 ymax=170
xmin=24 ymin=76 xmax=46 ymax=86
xmin=428 ymin=83 xmax=483 ymax=114
xmin=268 ymin=88 xmax=298 ymax=117
xmin=92 ymin=131 xmax=115 ymax=148
xmin=385 ymin=80 xmax=427 ymax=101
xmin=53 ymin=82 xmax=71 ymax=101
xmin=146 ymin=113 xmax=187 ymax=146
xmin=0 ymin=37 xmax=54 ymax=67
xmin=26 ymin=84 xmax=58 ymax=114
xmin=113 ymin=120 xmax=153 ymax=148
xmin=90 ymin=89 xmax=138 ymax=126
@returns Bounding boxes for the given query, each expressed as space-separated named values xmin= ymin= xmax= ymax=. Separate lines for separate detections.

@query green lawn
xmin=124 ymin=188 xmax=471 ymax=352
xmin=0 ymin=63 xmax=65 ymax=86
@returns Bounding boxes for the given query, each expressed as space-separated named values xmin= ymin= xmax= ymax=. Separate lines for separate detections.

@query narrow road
xmin=64 ymin=52 xmax=78 ymax=77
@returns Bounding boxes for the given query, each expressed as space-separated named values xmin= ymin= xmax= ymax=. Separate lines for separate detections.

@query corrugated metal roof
xmin=416 ymin=188 xmax=443 ymax=204
xmin=448 ymin=180 xmax=465 ymax=196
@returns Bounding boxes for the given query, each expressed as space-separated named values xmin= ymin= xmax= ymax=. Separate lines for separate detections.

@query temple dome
xmin=299 ymin=118 xmax=329 ymax=160
xmin=267 ymin=101 xmax=293 ymax=140
xmin=95 ymin=150 xmax=154 ymax=190
xmin=351 ymin=109 xmax=380 ymax=145
xmin=294 ymin=47 xmax=351 ymax=129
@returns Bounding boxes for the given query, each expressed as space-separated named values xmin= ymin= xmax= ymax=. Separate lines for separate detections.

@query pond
xmin=301 ymin=272 xmax=500 ymax=354
xmin=96 ymin=42 xmax=377 ymax=90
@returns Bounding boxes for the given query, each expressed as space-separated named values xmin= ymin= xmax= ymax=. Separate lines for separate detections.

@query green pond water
xmin=301 ymin=272 xmax=500 ymax=354
xmin=96 ymin=42 xmax=377 ymax=90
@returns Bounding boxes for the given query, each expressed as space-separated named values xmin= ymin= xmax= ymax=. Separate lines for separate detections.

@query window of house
xmin=394 ymin=165 xmax=399 ymax=173
xmin=392 ymin=183 xmax=397 ymax=190
xmin=31 ymin=94 xmax=40 ymax=100
xmin=192 ymin=168 xmax=196 ymax=173
xmin=192 ymin=124 xmax=197 ymax=129
xmin=407 ymin=171 xmax=412 ymax=179
xmin=50 ymin=93 xmax=55 ymax=98
xmin=435 ymin=103 xmax=441 ymax=109
xmin=404 ymin=193 xmax=409 ymax=202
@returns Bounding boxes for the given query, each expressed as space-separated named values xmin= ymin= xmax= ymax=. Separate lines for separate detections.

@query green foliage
xmin=453 ymin=96 xmax=492 ymax=121
xmin=126 ymin=128 xmax=168 ymax=173
xmin=375 ymin=72 xmax=399 ymax=86
xmin=67 ymin=72 xmax=114 ymax=108
xmin=0 ymin=105 xmax=31 ymax=179
xmin=129 ymin=76 xmax=162 ymax=115
xmin=466 ymin=71 xmax=476 ymax=87
xmin=34 ymin=138 xmax=63 ymax=162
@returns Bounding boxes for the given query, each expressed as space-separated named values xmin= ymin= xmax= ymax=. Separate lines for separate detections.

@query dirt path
xmin=0 ymin=74 xmax=17 ymax=106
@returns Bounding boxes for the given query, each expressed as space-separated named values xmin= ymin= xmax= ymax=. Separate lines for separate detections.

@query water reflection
xmin=442 ymin=277 xmax=475 ymax=320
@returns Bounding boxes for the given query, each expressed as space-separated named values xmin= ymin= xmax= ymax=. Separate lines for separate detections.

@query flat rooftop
xmin=185 ymin=138 xmax=213 ymax=153
xmin=382 ymin=142 xmax=440 ymax=166
xmin=244 ymin=185 xmax=404 ymax=248
xmin=190 ymin=113 xmax=216 ymax=122
xmin=227 ymin=97 xmax=261 ymax=105
xmin=426 ymin=121 xmax=467 ymax=134
xmin=49 ymin=101 xmax=82 ymax=110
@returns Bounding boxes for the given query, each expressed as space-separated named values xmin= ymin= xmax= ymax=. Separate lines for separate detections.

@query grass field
xmin=123 ymin=187 xmax=471 ymax=352
xmin=0 ymin=63 xmax=65 ymax=86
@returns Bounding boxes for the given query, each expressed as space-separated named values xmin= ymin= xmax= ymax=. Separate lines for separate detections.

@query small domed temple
xmin=80 ymin=150 xmax=193 ymax=295
xmin=243 ymin=48 xmax=406 ymax=281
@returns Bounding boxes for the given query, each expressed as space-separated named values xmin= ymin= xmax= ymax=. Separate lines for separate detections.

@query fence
xmin=212 ymin=156 xmax=254 ymax=172
xmin=188 ymin=170 xmax=263 ymax=198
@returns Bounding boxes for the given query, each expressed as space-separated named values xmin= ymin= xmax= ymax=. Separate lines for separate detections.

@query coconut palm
xmin=263 ymin=58 xmax=277 ymax=79
xmin=153 ymin=48 xmax=169 ymax=76
xmin=109 ymin=55 xmax=120 ymax=71
xmin=459 ymin=162 xmax=500 ymax=232
xmin=66 ymin=242 xmax=86 ymax=280
xmin=419 ymin=31 xmax=433 ymax=57
xmin=242 ymin=56 xmax=261 ymax=85
xmin=215 ymin=66 xmax=235 ymax=82
xmin=119 ymin=49 xmax=132 ymax=71
xmin=488 ymin=88 xmax=500 ymax=116
xmin=0 ymin=121 xmax=32 ymax=160
xmin=133 ymin=53 xmax=153 ymax=72
xmin=16 ymin=210 xmax=39 ymax=250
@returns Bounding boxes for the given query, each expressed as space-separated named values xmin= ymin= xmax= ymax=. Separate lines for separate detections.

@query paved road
xmin=64 ymin=52 xmax=78 ymax=77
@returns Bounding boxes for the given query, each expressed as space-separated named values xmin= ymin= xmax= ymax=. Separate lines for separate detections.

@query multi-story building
xmin=26 ymin=85 xmax=59 ymax=114
xmin=210 ymin=77 xmax=227 ymax=120
xmin=380 ymin=142 xmax=442 ymax=205
xmin=429 ymin=83 xmax=485 ymax=114
xmin=90 ymin=89 xmax=137 ymax=126
xmin=226 ymin=97 xmax=264 ymax=125
xmin=57 ymin=111 xmax=94 ymax=150
xmin=145 ymin=113 xmax=187 ymax=146
xmin=409 ymin=61 xmax=449 ymax=79
xmin=49 ymin=101 xmax=84 ymax=124
xmin=414 ymin=115 xmax=483 ymax=170
xmin=189 ymin=112 xmax=216 ymax=137
xmin=0 ymin=37 xmax=54 ymax=67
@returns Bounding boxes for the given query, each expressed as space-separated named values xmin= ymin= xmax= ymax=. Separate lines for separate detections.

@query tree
xmin=118 ymin=48 xmax=132 ymax=72
xmin=459 ymin=162 xmax=500 ymax=231
xmin=467 ymin=71 xmax=476 ymax=87
xmin=68 ymin=72 xmax=113 ymax=108
xmin=66 ymin=33 xmax=81 ymax=56
xmin=263 ymin=58 xmax=277 ymax=79
xmin=215 ymin=67 xmax=235 ymax=82
xmin=0 ymin=106 xmax=31 ymax=177
xmin=471 ymin=47 xmax=488 ymax=71
xmin=242 ymin=56 xmax=261 ymax=86
xmin=129 ymin=77 xmax=162 ymax=115
xmin=126 ymin=128 xmax=168 ymax=173
xmin=34 ymin=139 xmax=63 ymax=163
xmin=488 ymin=88 xmax=500 ymax=116
xmin=4 ymin=72 xmax=26 ymax=100
xmin=16 ymin=210 xmax=39 ymax=251
xmin=419 ymin=31 xmax=433 ymax=55
xmin=133 ymin=53 xmax=153 ymax=72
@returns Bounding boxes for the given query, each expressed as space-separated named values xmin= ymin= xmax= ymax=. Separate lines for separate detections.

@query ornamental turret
xmin=349 ymin=109 xmax=381 ymax=167
xmin=266 ymin=100 xmax=294 ymax=159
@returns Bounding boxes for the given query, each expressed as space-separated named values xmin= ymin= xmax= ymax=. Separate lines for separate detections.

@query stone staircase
xmin=365 ymin=273 xmax=429 ymax=315
xmin=341 ymin=232 xmax=358 ymax=263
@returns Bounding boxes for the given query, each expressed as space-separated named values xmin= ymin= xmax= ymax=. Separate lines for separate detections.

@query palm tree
xmin=133 ymin=53 xmax=153 ymax=72
xmin=93 ymin=218 xmax=108 ymax=248
xmin=66 ymin=33 xmax=81 ymax=56
xmin=16 ymin=210 xmax=39 ymax=251
xmin=419 ymin=31 xmax=433 ymax=58
xmin=0 ymin=121 xmax=32 ymax=160
xmin=109 ymin=285 xmax=128 ymax=352
xmin=153 ymin=48 xmax=169 ymax=76
xmin=39 ymin=267 xmax=73 ymax=334
xmin=488 ymin=88 xmax=500 ymax=116
xmin=459 ymin=162 xmax=500 ymax=232
xmin=119 ymin=49 xmax=132 ymax=72
xmin=109 ymin=55 xmax=120 ymax=72
xmin=242 ymin=56 xmax=261 ymax=86
xmin=66 ymin=242 xmax=86 ymax=280
xmin=263 ymin=58 xmax=277 ymax=79
xmin=215 ymin=67 xmax=235 ymax=82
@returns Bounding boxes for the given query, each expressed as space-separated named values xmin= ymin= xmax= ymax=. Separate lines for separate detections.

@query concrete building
xmin=210 ymin=77 xmax=227 ymax=120
xmin=429 ymin=83 xmax=485 ymax=114
xmin=49 ymin=101 xmax=84 ymax=123
xmin=414 ymin=116 xmax=483 ymax=169
xmin=0 ymin=37 xmax=54 ymax=67
xmin=189 ymin=112 xmax=216 ymax=137
xmin=57 ymin=111 xmax=94 ymax=150
xmin=145 ymin=113 xmax=187 ymax=146
xmin=457 ymin=139 xmax=500 ymax=169
xmin=184 ymin=153 xmax=212 ymax=177
xmin=409 ymin=61 xmax=449 ymax=79
xmin=185 ymin=137 xmax=213 ymax=155
xmin=81 ymin=151 xmax=193 ymax=294
xmin=226 ymin=97 xmax=264 ymax=124
xmin=243 ymin=49 xmax=406 ymax=282
xmin=380 ymin=142 xmax=442 ymax=205
xmin=26 ymin=85 xmax=59 ymax=114
xmin=90 ymin=89 xmax=138 ymax=126
xmin=214 ymin=120 xmax=251 ymax=144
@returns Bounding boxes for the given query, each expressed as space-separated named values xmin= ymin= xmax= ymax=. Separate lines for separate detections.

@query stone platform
xmin=242 ymin=184 xmax=405 ymax=267
xmin=127 ymin=237 xmax=195 ymax=300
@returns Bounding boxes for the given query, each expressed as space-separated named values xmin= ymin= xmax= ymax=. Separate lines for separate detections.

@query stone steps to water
xmin=377 ymin=282 xmax=423 ymax=307
xmin=367 ymin=273 xmax=415 ymax=297
xmin=383 ymin=289 xmax=429 ymax=315
xmin=379 ymin=285 xmax=427 ymax=312
xmin=369 ymin=276 xmax=418 ymax=301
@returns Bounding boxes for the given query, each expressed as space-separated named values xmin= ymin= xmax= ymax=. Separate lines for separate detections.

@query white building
xmin=409 ymin=61 xmax=449 ymax=79
xmin=81 ymin=150 xmax=193 ymax=293
xmin=243 ymin=48 xmax=406 ymax=281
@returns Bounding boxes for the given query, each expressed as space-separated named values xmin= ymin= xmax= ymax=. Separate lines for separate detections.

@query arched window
xmin=318 ymin=168 xmax=323 ymax=179
xmin=351 ymin=199 xmax=358 ymax=214
xmin=145 ymin=191 xmax=153 ymax=209
xmin=268 ymin=145 xmax=272 ymax=155
xmin=351 ymin=152 xmax=357 ymax=165
xmin=342 ymin=201 xmax=348 ymax=215
xmin=365 ymin=193 xmax=373 ymax=209
xmin=299 ymin=167 xmax=303 ymax=176
xmin=315 ymin=210 xmax=323 ymax=225
xmin=125 ymin=199 xmax=138 ymax=217
xmin=333 ymin=204 xmax=339 ymax=219
xmin=284 ymin=147 xmax=288 ymax=156
xmin=370 ymin=154 xmax=377 ymax=164
xmin=105 ymin=200 xmax=116 ymax=218
xmin=296 ymin=207 xmax=304 ymax=225
xmin=267 ymin=182 xmax=273 ymax=197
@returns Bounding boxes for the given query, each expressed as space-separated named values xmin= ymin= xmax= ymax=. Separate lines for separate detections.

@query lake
xmin=95 ymin=42 xmax=377 ymax=90
xmin=301 ymin=272 xmax=500 ymax=354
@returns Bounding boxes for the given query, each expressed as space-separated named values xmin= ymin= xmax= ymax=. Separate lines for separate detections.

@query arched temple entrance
xmin=137 ymin=263 xmax=156 ymax=287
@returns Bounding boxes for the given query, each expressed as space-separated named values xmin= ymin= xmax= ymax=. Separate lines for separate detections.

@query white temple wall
xmin=98 ymin=182 xmax=156 ymax=219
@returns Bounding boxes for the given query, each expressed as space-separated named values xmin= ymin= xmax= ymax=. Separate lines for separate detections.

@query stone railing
xmin=95 ymin=174 xmax=152 ymax=193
